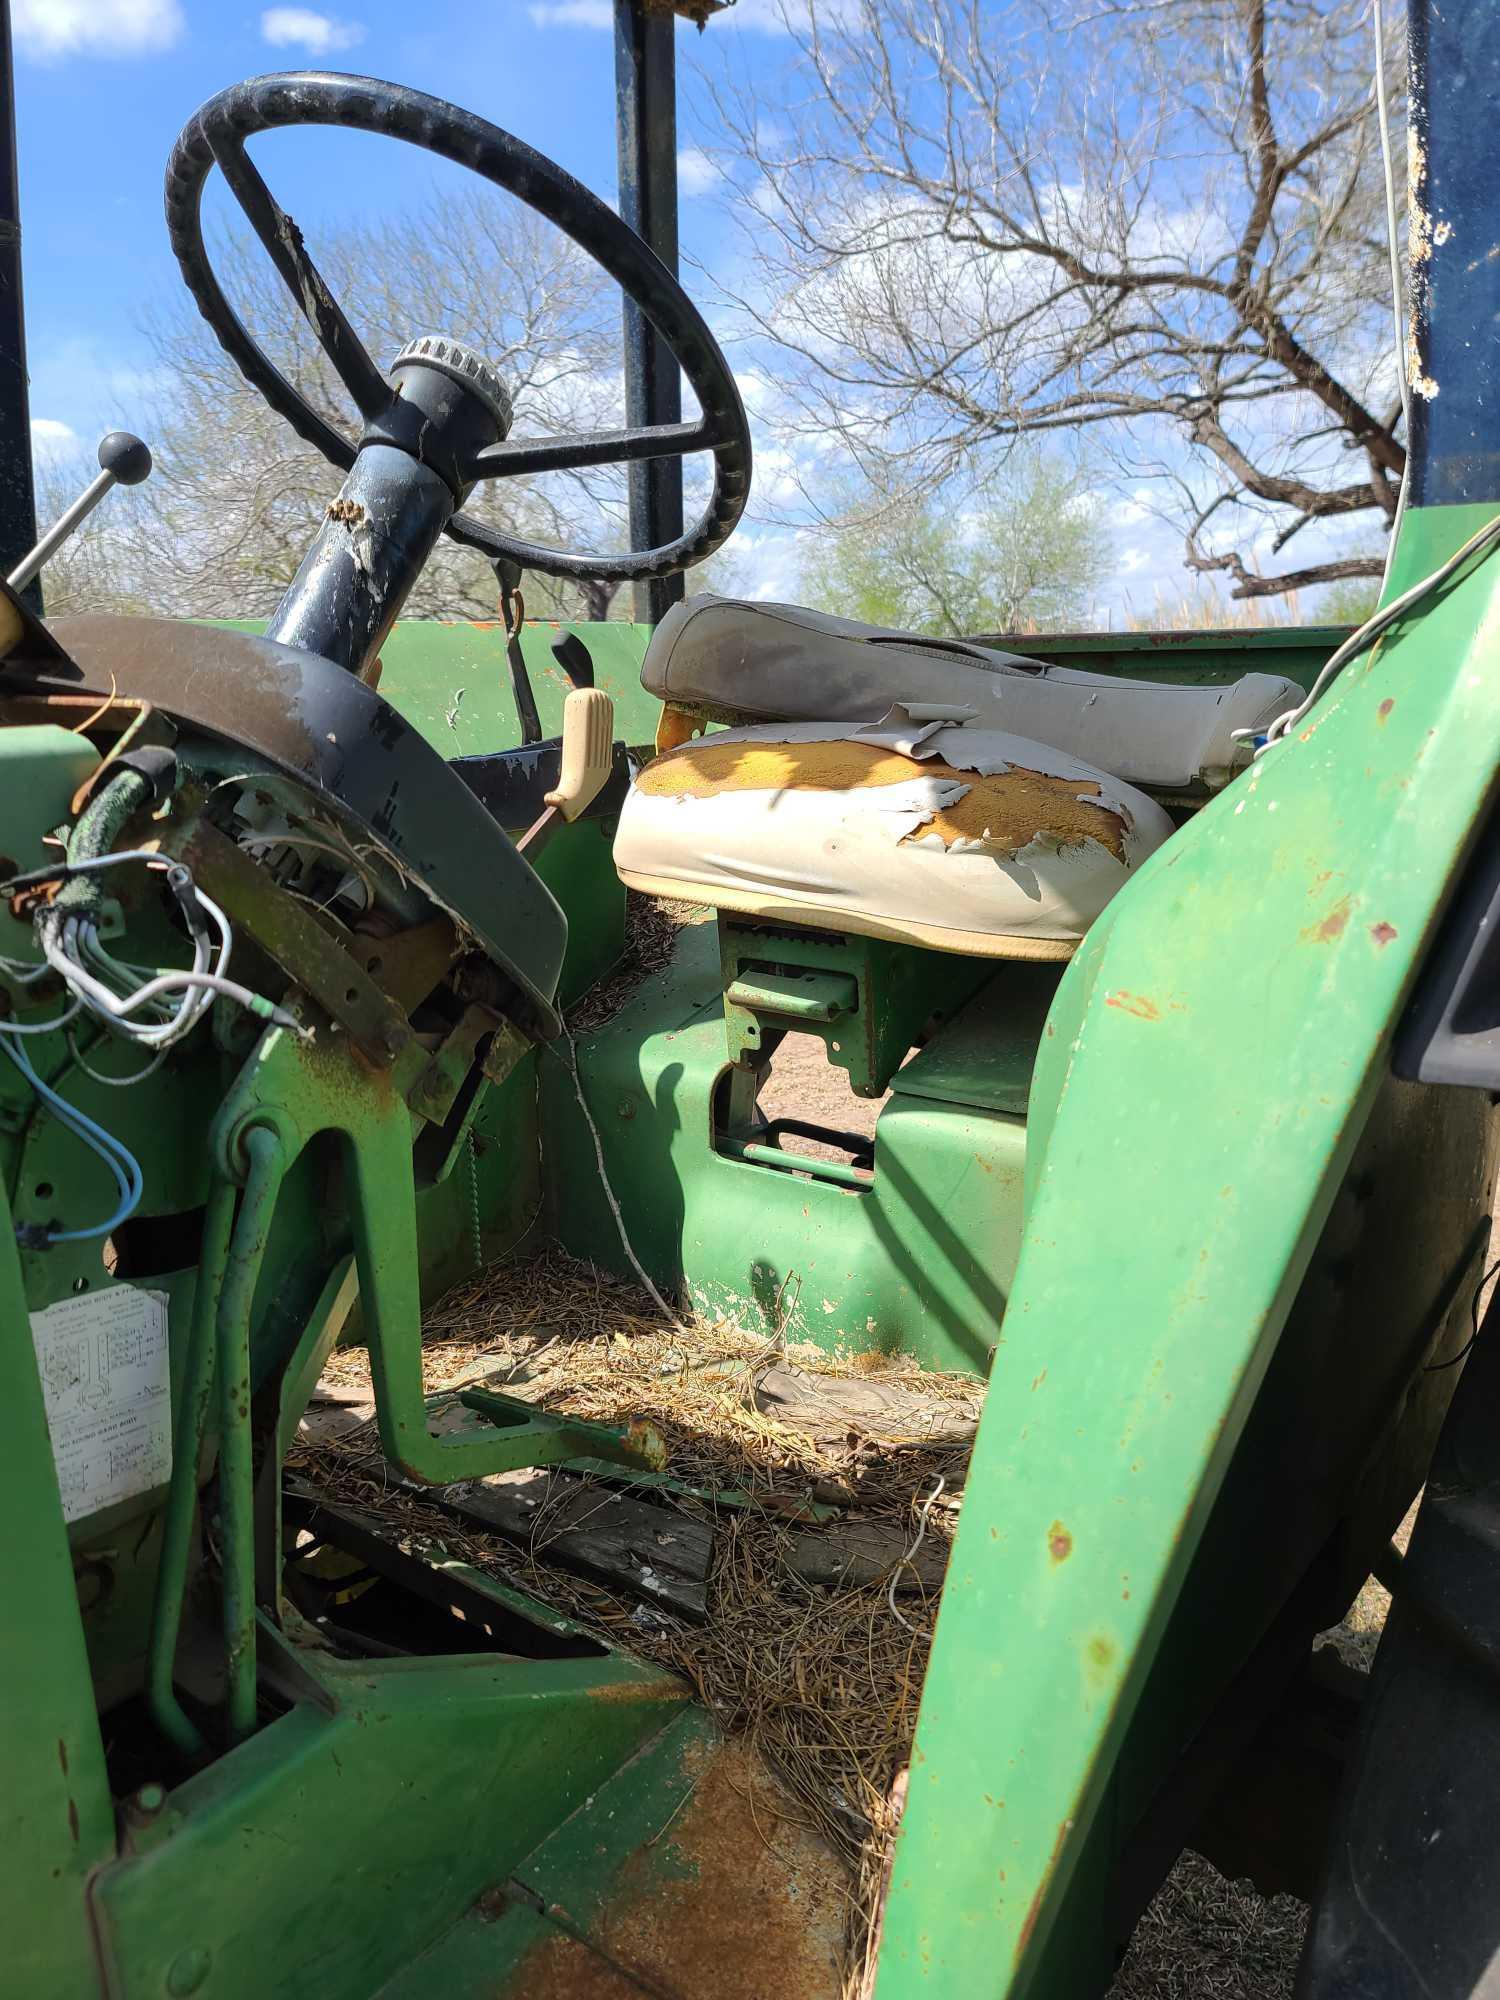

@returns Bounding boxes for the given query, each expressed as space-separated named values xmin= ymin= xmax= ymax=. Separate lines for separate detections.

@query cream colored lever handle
xmin=544 ymin=687 xmax=615 ymax=822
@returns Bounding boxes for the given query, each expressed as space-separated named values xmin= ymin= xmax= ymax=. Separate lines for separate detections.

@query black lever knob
xmin=551 ymin=631 xmax=595 ymax=690
xmin=97 ymin=431 xmax=153 ymax=486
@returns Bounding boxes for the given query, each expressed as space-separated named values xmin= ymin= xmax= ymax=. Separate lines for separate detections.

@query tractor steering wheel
xmin=164 ymin=72 xmax=751 ymax=584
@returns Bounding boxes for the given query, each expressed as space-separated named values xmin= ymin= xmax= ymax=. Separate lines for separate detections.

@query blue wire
xmin=0 ymin=1035 xmax=144 ymax=1243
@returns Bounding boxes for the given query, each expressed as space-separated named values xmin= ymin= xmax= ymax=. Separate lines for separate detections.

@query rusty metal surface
xmin=28 ymin=614 xmax=566 ymax=1035
xmin=171 ymin=815 xmax=411 ymax=1066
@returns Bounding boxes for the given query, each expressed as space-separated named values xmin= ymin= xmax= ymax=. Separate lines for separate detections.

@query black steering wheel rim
xmin=163 ymin=71 xmax=751 ymax=583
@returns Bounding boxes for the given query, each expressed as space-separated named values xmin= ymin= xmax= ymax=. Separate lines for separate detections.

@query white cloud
xmin=13 ymin=0 xmax=183 ymax=60
xmin=527 ymin=0 xmax=612 ymax=24
xmin=677 ymin=148 xmax=719 ymax=198
xmin=29 ymin=418 xmax=78 ymax=460
xmin=260 ymin=6 xmax=366 ymax=53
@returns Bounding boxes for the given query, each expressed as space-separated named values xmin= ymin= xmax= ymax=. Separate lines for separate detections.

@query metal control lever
xmin=551 ymin=631 xmax=595 ymax=689
xmin=516 ymin=687 xmax=616 ymax=861
xmin=8 ymin=431 xmax=153 ymax=592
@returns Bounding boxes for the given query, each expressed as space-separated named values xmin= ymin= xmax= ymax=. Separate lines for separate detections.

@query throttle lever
xmin=516 ymin=688 xmax=616 ymax=862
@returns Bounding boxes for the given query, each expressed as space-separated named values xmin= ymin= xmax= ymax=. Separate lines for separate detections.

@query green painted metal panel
xmin=92 ymin=1650 xmax=686 ymax=2000
xmin=875 ymin=502 xmax=1500 ymax=1997
xmin=970 ymin=625 xmax=1352 ymax=689
xmin=541 ymin=922 xmax=1025 ymax=1372
xmin=383 ymin=1709 xmax=721 ymax=1999
xmin=892 ymin=965 xmax=1062 ymax=1117
xmin=532 ymin=817 xmax=627 ymax=1007
xmin=0 ymin=1185 xmax=119 ymax=1999
xmin=214 ymin=617 xmax=660 ymax=754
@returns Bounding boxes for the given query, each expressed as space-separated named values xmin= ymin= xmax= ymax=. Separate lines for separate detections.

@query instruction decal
xmin=30 ymin=1286 xmax=171 ymax=1523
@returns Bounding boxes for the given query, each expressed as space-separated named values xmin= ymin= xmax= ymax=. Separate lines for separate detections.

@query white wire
xmin=44 ymin=937 xmax=291 ymax=1040
xmin=1241 ymin=512 xmax=1500 ymax=754
xmin=31 ymin=856 xmax=304 ymax=1050
xmin=887 ymin=1474 xmax=947 ymax=1634
xmin=66 ymin=1030 xmax=169 ymax=1087
xmin=0 ymin=998 xmax=82 ymax=1036
xmin=0 ymin=955 xmax=53 ymax=985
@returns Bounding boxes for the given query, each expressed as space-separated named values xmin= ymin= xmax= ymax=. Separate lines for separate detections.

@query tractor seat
xmin=613 ymin=712 xmax=1175 ymax=960
xmin=641 ymin=595 xmax=1301 ymax=792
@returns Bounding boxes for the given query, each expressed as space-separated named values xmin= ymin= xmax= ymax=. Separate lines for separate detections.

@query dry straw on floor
xmin=301 ymin=1249 xmax=976 ymax=1996
xmin=300 ymin=1248 xmax=1335 ymax=1999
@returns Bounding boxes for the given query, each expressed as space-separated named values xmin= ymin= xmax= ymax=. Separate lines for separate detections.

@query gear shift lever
xmin=8 ymin=431 xmax=153 ymax=592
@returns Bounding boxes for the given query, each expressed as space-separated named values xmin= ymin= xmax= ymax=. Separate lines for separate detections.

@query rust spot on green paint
xmin=1048 ymin=1521 xmax=1073 ymax=1563
xmin=1031 ymin=1368 xmax=1047 ymax=1392
xmin=1302 ymin=895 xmax=1352 ymax=944
xmin=1370 ymin=921 xmax=1398 ymax=947
xmin=1104 ymin=990 xmax=1159 ymax=1020
xmin=1016 ymin=1819 xmax=1073 ymax=1961
xmin=1088 ymin=1635 xmax=1116 ymax=1671
xmin=1378 ymin=698 xmax=1395 ymax=722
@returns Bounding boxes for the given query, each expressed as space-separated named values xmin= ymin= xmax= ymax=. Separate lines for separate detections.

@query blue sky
xmin=13 ymin=1 xmax=790 ymax=438
xmin=12 ymin=0 xmax=1360 ymax=618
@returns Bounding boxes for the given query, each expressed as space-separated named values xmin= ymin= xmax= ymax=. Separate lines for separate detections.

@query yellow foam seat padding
xmin=613 ymin=718 xmax=1175 ymax=959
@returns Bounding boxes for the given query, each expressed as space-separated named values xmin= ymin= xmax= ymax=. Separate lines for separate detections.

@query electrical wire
xmin=28 ymin=855 xmax=304 ymax=1052
xmin=0 ymin=850 xmax=299 ymax=1246
xmin=1425 ymin=1254 xmax=1500 ymax=1374
xmin=65 ymin=1030 xmax=169 ymax=1088
xmin=1238 ymin=511 xmax=1500 ymax=755
xmin=0 ymin=998 xmax=82 ymax=1035
xmin=0 ymin=1034 xmax=143 ymax=1243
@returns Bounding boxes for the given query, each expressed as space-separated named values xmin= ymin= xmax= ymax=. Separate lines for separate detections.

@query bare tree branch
xmin=705 ymin=0 xmax=1404 ymax=598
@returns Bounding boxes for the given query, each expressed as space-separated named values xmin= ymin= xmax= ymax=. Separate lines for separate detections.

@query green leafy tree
xmin=800 ymin=459 xmax=1109 ymax=635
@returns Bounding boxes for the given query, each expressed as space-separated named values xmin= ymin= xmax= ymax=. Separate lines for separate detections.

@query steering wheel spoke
xmin=468 ymin=418 xmax=717 ymax=481
xmin=204 ymin=128 xmax=393 ymax=421
xmin=168 ymin=73 xmax=752 ymax=583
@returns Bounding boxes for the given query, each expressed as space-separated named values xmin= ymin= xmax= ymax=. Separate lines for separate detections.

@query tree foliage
xmin=801 ymin=457 xmax=1109 ymax=633
xmin=716 ymin=0 xmax=1405 ymax=600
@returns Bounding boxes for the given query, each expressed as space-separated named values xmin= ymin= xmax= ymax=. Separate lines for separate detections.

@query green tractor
xmin=5 ymin=4 xmax=1500 ymax=1995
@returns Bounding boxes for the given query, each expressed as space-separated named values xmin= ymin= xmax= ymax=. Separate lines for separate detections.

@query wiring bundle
xmin=0 ymin=775 xmax=307 ymax=1247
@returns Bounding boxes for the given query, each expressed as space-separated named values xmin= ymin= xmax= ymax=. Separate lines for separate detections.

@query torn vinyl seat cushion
xmin=642 ymin=596 xmax=1301 ymax=793
xmin=613 ymin=712 xmax=1175 ymax=960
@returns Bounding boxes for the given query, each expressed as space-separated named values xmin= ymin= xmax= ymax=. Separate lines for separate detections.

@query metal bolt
xmin=126 ymin=1782 xmax=166 ymax=1829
